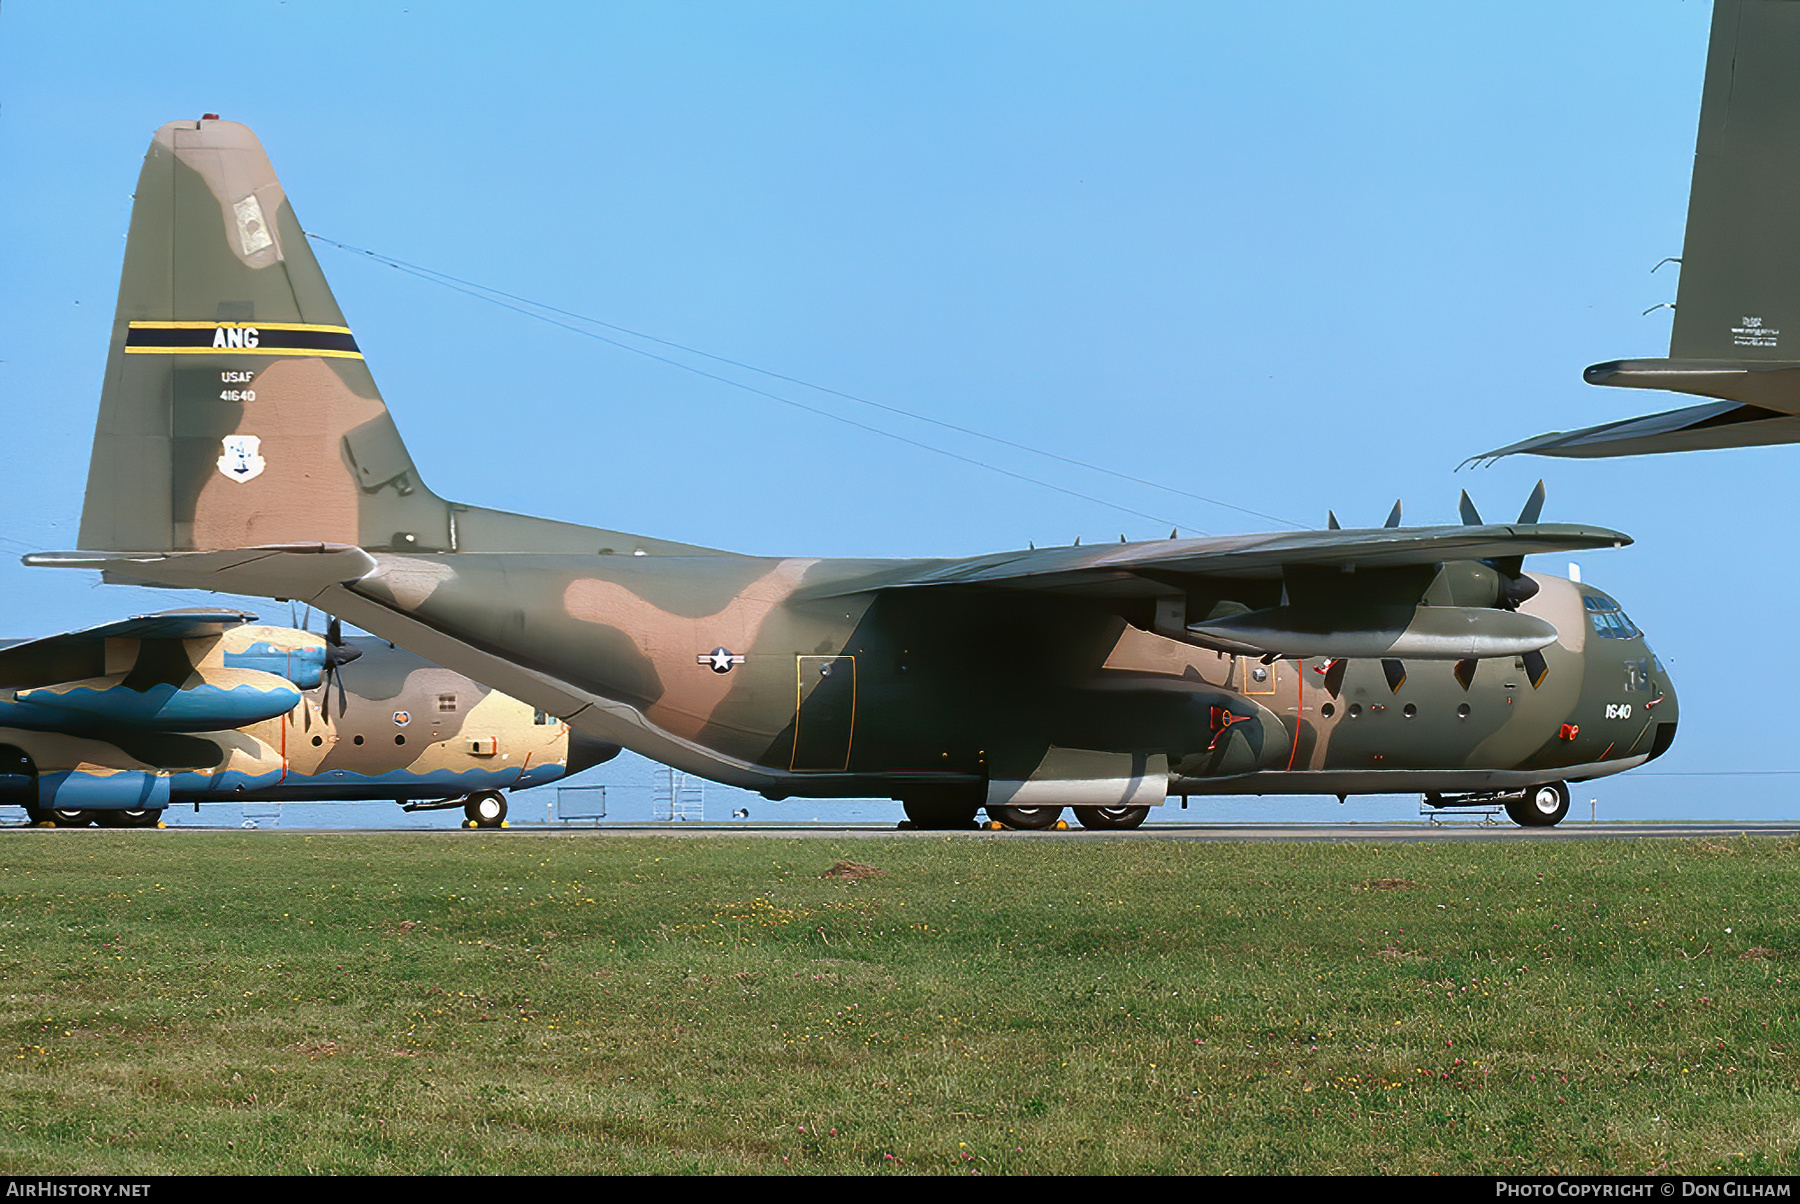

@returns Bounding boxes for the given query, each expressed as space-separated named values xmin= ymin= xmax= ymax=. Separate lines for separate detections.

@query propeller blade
xmin=1521 ymin=648 xmax=1549 ymax=689
xmin=323 ymin=616 xmax=362 ymax=669
xmin=1517 ymin=479 xmax=1546 ymax=525
xmin=316 ymin=615 xmax=360 ymax=717
xmin=1452 ymin=658 xmax=1477 ymax=691
xmin=1383 ymin=500 xmax=1402 ymax=529
xmin=1458 ymin=490 xmax=1483 ymax=526
xmin=1381 ymin=658 xmax=1407 ymax=693
xmin=1322 ymin=657 xmax=1348 ymax=698
xmin=329 ymin=658 xmax=349 ymax=719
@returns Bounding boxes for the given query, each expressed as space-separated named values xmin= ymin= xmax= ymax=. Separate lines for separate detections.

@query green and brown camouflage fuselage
xmin=34 ymin=118 xmax=1678 ymax=825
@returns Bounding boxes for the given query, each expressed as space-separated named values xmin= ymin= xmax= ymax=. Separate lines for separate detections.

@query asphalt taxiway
xmin=39 ymin=820 xmax=1800 ymax=841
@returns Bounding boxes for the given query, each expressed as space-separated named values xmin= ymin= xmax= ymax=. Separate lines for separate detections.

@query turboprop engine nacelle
xmin=1 ymin=668 xmax=302 ymax=732
xmin=220 ymin=625 xmax=329 ymax=690
xmin=1185 ymin=604 xmax=1559 ymax=661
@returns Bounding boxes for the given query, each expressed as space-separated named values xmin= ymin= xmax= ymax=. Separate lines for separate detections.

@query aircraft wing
xmin=1471 ymin=401 xmax=1800 ymax=462
xmin=0 ymin=609 xmax=259 ymax=690
xmin=801 ymin=522 xmax=1629 ymax=599
xmin=8 ymin=609 xmax=258 ymax=646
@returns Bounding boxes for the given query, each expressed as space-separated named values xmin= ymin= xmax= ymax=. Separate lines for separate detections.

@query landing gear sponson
xmin=901 ymin=790 xmax=1156 ymax=832
xmin=930 ymin=783 xmax=1578 ymax=832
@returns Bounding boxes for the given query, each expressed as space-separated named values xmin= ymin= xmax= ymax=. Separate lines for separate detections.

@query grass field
xmin=0 ymin=830 xmax=1794 ymax=1175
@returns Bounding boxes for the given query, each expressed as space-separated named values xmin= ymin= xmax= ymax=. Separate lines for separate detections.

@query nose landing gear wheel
xmin=1073 ymin=805 xmax=1151 ymax=830
xmin=1505 ymin=781 xmax=1570 ymax=828
xmin=464 ymin=792 xmax=508 ymax=828
xmin=987 ymin=805 xmax=1064 ymax=830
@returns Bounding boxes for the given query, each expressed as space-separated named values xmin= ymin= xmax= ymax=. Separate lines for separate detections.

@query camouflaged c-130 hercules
xmin=1479 ymin=0 xmax=1800 ymax=461
xmin=0 ymin=608 xmax=618 ymax=828
xmin=32 ymin=117 xmax=1678 ymax=829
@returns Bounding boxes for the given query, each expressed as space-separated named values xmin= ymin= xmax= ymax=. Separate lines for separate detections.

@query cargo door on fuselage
xmin=792 ymin=655 xmax=856 ymax=771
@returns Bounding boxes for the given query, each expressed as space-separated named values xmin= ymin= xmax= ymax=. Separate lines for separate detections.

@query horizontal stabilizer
xmin=24 ymin=544 xmax=378 ymax=600
xmin=1583 ymin=358 xmax=1800 ymax=410
xmin=1471 ymin=401 xmax=1800 ymax=462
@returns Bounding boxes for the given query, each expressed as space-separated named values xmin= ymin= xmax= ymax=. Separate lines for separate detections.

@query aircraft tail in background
xmin=1480 ymin=0 xmax=1800 ymax=462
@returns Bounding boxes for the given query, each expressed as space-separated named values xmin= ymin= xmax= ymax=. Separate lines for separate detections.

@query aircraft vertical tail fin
xmin=1478 ymin=1 xmax=1800 ymax=460
xmin=75 ymin=117 xmax=725 ymax=561
xmin=1668 ymin=0 xmax=1800 ymax=364
xmin=79 ymin=117 xmax=451 ymax=555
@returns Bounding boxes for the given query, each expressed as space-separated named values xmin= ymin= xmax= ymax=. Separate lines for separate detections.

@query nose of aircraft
xmin=565 ymin=730 xmax=623 ymax=776
xmin=1644 ymin=658 xmax=1678 ymax=763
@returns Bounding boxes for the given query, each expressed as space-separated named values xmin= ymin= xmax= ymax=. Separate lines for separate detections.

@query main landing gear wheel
xmin=1073 ymin=805 xmax=1151 ymax=831
xmin=45 ymin=809 xmax=98 ymax=828
xmin=464 ymin=792 xmax=508 ymax=828
xmin=1506 ymin=781 xmax=1570 ymax=828
xmin=96 ymin=809 xmax=163 ymax=829
xmin=987 ymin=805 xmax=1063 ymax=830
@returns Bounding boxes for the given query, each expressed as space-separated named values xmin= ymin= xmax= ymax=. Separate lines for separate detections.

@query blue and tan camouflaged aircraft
xmin=0 ymin=608 xmax=616 ymax=828
xmin=29 ymin=117 xmax=1678 ymax=830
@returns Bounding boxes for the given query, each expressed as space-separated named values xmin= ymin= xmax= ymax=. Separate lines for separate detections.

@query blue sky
xmin=2 ymin=2 xmax=1785 ymax=822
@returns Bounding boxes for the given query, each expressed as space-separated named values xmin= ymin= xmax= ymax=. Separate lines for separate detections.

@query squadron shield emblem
xmin=217 ymin=435 xmax=266 ymax=483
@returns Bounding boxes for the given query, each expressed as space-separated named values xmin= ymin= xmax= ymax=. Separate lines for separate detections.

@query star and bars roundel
xmin=699 ymin=647 xmax=744 ymax=674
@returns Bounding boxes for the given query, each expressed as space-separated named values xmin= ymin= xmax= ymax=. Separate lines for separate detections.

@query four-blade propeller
xmin=294 ymin=605 xmax=363 ymax=725
xmin=1304 ymin=481 xmax=1558 ymax=694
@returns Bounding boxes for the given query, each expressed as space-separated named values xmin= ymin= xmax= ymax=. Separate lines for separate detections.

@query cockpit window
xmin=1583 ymin=592 xmax=1642 ymax=639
